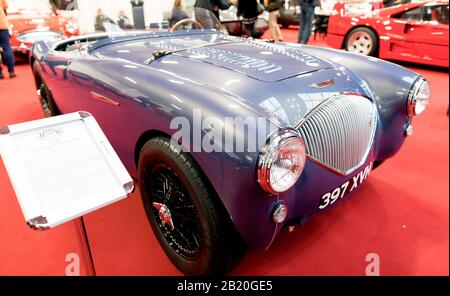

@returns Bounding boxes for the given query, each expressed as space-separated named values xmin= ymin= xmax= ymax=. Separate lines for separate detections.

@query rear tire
xmin=138 ymin=137 xmax=246 ymax=275
xmin=345 ymin=27 xmax=378 ymax=56
xmin=32 ymin=61 xmax=59 ymax=117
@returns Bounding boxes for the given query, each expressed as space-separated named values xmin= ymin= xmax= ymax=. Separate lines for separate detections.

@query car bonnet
xmin=95 ymin=32 xmax=334 ymax=82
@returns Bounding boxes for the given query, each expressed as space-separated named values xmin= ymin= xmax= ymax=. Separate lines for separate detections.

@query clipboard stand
xmin=0 ymin=112 xmax=135 ymax=276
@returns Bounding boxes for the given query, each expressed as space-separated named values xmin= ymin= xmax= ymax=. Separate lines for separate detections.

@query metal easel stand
xmin=76 ymin=217 xmax=97 ymax=276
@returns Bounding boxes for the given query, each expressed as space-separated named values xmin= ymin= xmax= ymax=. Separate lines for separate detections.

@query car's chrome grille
xmin=297 ymin=94 xmax=377 ymax=175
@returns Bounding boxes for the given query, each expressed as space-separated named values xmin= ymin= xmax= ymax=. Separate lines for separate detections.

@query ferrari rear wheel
xmin=32 ymin=61 xmax=59 ymax=117
xmin=138 ymin=137 xmax=246 ymax=275
xmin=345 ymin=27 xmax=378 ymax=56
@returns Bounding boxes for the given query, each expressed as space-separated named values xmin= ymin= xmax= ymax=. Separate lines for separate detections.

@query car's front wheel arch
xmin=136 ymin=134 xmax=246 ymax=275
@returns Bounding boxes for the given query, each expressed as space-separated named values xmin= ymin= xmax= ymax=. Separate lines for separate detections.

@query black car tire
xmin=32 ymin=61 xmax=59 ymax=117
xmin=345 ymin=27 xmax=378 ymax=57
xmin=138 ymin=137 xmax=246 ymax=275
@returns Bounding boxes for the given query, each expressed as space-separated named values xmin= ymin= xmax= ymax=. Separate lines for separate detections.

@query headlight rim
xmin=407 ymin=77 xmax=431 ymax=116
xmin=257 ymin=129 xmax=307 ymax=195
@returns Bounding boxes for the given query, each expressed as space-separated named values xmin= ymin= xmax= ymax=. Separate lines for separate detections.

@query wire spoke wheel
xmin=139 ymin=137 xmax=246 ymax=275
xmin=38 ymin=83 xmax=53 ymax=117
xmin=149 ymin=164 xmax=203 ymax=260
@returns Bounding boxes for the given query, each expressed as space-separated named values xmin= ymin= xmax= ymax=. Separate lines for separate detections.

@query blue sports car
xmin=30 ymin=9 xmax=430 ymax=275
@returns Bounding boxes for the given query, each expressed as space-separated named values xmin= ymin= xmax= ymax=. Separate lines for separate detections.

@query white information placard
xmin=0 ymin=111 xmax=134 ymax=230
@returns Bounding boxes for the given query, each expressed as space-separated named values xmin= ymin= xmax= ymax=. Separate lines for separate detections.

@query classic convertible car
xmin=30 ymin=8 xmax=430 ymax=275
xmin=327 ymin=0 xmax=449 ymax=67
xmin=7 ymin=0 xmax=79 ymax=55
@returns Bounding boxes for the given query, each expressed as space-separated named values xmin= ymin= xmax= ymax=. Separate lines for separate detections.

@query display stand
xmin=77 ymin=217 xmax=96 ymax=276
xmin=0 ymin=111 xmax=134 ymax=275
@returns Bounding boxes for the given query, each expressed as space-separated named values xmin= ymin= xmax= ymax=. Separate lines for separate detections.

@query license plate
xmin=318 ymin=162 xmax=373 ymax=211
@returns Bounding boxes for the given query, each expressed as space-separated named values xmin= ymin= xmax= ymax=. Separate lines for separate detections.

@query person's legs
xmin=244 ymin=20 xmax=255 ymax=38
xmin=298 ymin=4 xmax=306 ymax=43
xmin=0 ymin=48 xmax=3 ymax=79
xmin=273 ymin=11 xmax=283 ymax=41
xmin=269 ymin=11 xmax=277 ymax=40
xmin=0 ymin=30 xmax=15 ymax=77
xmin=302 ymin=5 xmax=315 ymax=44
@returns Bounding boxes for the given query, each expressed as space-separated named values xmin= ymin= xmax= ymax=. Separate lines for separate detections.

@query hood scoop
xmin=176 ymin=41 xmax=333 ymax=82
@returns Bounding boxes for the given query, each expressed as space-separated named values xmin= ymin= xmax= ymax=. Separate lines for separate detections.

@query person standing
xmin=237 ymin=0 xmax=259 ymax=38
xmin=298 ymin=0 xmax=320 ymax=44
xmin=264 ymin=0 xmax=283 ymax=41
xmin=118 ymin=10 xmax=133 ymax=29
xmin=169 ymin=0 xmax=189 ymax=28
xmin=0 ymin=0 xmax=15 ymax=79
xmin=95 ymin=9 xmax=115 ymax=32
xmin=194 ymin=0 xmax=237 ymax=20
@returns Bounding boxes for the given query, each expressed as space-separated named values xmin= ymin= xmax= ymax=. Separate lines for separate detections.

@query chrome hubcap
xmin=347 ymin=31 xmax=373 ymax=55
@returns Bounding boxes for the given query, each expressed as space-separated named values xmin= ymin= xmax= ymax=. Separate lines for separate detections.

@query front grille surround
xmin=296 ymin=94 xmax=377 ymax=175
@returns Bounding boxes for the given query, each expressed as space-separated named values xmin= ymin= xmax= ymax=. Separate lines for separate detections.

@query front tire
xmin=32 ymin=61 xmax=59 ymax=117
xmin=138 ymin=137 xmax=246 ymax=275
xmin=345 ymin=27 xmax=378 ymax=56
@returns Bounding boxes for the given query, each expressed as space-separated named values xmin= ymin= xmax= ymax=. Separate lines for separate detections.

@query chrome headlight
xmin=257 ymin=130 xmax=307 ymax=195
xmin=408 ymin=78 xmax=431 ymax=116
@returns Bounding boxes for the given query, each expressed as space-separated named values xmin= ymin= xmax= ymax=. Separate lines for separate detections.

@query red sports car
xmin=327 ymin=0 xmax=449 ymax=67
xmin=6 ymin=0 xmax=79 ymax=55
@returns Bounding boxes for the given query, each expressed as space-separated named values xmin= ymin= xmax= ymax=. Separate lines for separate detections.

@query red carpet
xmin=0 ymin=28 xmax=448 ymax=275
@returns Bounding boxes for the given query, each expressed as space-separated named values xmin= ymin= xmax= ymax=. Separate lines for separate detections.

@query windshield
xmin=7 ymin=0 xmax=53 ymax=15
xmin=149 ymin=7 xmax=227 ymax=34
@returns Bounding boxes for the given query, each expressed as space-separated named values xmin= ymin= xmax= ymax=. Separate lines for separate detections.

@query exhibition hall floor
xmin=0 ymin=29 xmax=448 ymax=275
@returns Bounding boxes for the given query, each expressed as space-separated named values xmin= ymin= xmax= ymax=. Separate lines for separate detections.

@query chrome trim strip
xmin=90 ymin=91 xmax=120 ymax=107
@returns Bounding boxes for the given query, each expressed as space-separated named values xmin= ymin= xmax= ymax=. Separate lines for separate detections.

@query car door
xmin=412 ymin=4 xmax=449 ymax=63
xmin=39 ymin=51 xmax=79 ymax=113
xmin=388 ymin=6 xmax=423 ymax=57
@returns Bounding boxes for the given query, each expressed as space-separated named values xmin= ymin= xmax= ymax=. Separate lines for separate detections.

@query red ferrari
xmin=6 ymin=0 xmax=79 ymax=55
xmin=327 ymin=0 xmax=449 ymax=67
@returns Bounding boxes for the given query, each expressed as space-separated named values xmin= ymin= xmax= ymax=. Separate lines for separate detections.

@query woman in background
xmin=169 ymin=0 xmax=189 ymax=28
xmin=264 ymin=0 xmax=283 ymax=42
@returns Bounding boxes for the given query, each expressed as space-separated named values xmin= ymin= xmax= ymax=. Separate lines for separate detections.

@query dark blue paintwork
xmin=31 ymin=29 xmax=421 ymax=249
